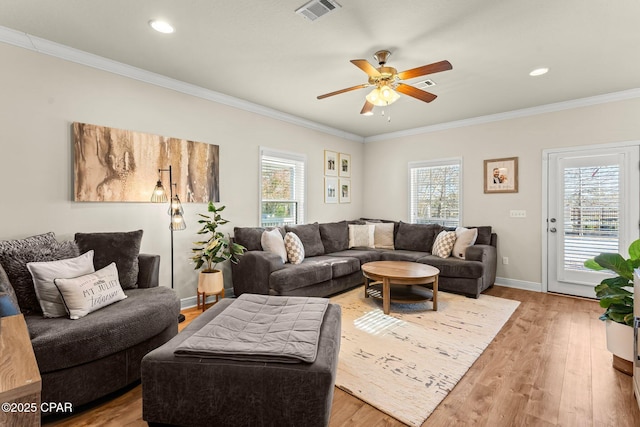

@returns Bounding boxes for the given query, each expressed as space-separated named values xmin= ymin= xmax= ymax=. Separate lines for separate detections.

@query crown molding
xmin=2 ymin=25 xmax=638 ymax=145
xmin=0 ymin=25 xmax=364 ymax=143
xmin=364 ymin=88 xmax=640 ymax=143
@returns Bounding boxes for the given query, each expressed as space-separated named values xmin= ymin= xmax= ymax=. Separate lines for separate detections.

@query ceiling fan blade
xmin=395 ymin=83 xmax=437 ymax=103
xmin=350 ymin=59 xmax=381 ymax=77
xmin=397 ymin=60 xmax=452 ymax=80
xmin=360 ymin=101 xmax=374 ymax=115
xmin=317 ymin=84 xmax=369 ymax=99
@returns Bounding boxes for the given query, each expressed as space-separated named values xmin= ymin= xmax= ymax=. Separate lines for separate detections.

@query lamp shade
xmin=170 ymin=213 xmax=186 ymax=230
xmin=151 ymin=181 xmax=169 ymax=203
xmin=365 ymin=85 xmax=400 ymax=107
xmin=168 ymin=195 xmax=185 ymax=216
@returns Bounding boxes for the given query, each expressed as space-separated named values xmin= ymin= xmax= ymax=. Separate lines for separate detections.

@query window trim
xmin=407 ymin=157 xmax=463 ymax=225
xmin=258 ymin=146 xmax=307 ymax=227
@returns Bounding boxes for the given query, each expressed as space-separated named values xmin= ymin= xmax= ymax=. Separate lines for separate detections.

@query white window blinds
xmin=409 ymin=159 xmax=461 ymax=227
xmin=260 ymin=148 xmax=306 ymax=227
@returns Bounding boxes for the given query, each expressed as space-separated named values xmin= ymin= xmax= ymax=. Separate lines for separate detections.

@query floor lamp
xmin=151 ymin=165 xmax=186 ymax=323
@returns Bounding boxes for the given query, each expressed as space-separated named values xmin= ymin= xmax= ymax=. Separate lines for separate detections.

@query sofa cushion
xmin=234 ymin=227 xmax=266 ymax=251
xmin=54 ymin=263 xmax=127 ymax=319
xmin=0 ymin=235 xmax=79 ymax=314
xmin=284 ymin=232 xmax=305 ymax=264
xmin=465 ymin=226 xmax=493 ymax=246
xmin=270 ymin=260 xmax=332 ymax=294
xmin=418 ymin=255 xmax=484 ymax=279
xmin=328 ymin=249 xmax=383 ymax=265
xmin=26 ymin=250 xmax=95 ymax=318
xmin=285 ymin=223 xmax=325 ymax=257
xmin=319 ymin=221 xmax=349 ymax=253
xmin=452 ymin=227 xmax=479 ymax=259
xmin=394 ymin=222 xmax=443 ymax=252
xmin=432 ymin=230 xmax=457 ymax=258
xmin=261 ymin=229 xmax=287 ymax=263
xmin=367 ymin=222 xmax=395 ymax=249
xmin=26 ymin=286 xmax=179 ymax=373
xmin=75 ymin=230 xmax=143 ymax=290
xmin=380 ymin=250 xmax=429 ymax=262
xmin=348 ymin=224 xmax=375 ymax=248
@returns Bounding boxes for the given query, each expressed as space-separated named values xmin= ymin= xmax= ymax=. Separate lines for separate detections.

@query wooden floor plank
xmin=42 ymin=286 xmax=640 ymax=427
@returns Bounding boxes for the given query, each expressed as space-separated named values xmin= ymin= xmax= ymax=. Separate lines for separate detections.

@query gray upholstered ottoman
xmin=141 ymin=298 xmax=341 ymax=427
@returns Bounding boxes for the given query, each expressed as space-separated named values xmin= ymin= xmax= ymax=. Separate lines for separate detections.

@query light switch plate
xmin=510 ymin=210 xmax=526 ymax=218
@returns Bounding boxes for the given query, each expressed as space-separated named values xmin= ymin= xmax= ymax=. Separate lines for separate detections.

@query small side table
xmin=0 ymin=314 xmax=42 ymax=427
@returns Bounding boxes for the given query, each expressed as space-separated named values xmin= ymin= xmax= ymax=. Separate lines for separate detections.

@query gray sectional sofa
xmin=232 ymin=220 xmax=497 ymax=299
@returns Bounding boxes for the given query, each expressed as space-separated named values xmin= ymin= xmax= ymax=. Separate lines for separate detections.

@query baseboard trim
xmin=494 ymin=277 xmax=542 ymax=293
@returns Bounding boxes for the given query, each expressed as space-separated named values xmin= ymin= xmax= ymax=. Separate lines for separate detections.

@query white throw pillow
xmin=261 ymin=228 xmax=287 ymax=263
xmin=451 ymin=227 xmax=479 ymax=259
xmin=432 ymin=230 xmax=457 ymax=258
xmin=367 ymin=222 xmax=395 ymax=249
xmin=348 ymin=224 xmax=375 ymax=248
xmin=26 ymin=250 xmax=95 ymax=318
xmin=53 ymin=263 xmax=127 ymax=319
xmin=284 ymin=232 xmax=305 ymax=265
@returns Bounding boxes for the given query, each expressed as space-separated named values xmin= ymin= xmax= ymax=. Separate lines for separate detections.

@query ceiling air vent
xmin=295 ymin=0 xmax=341 ymax=22
xmin=415 ymin=79 xmax=437 ymax=90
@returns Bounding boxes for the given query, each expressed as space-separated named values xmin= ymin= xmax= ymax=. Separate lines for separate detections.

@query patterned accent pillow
xmin=284 ymin=232 xmax=305 ymax=265
xmin=432 ymin=230 xmax=457 ymax=258
xmin=348 ymin=224 xmax=375 ymax=248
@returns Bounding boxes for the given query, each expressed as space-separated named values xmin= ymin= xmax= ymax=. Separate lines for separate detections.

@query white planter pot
xmin=198 ymin=270 xmax=224 ymax=294
xmin=605 ymin=319 xmax=634 ymax=362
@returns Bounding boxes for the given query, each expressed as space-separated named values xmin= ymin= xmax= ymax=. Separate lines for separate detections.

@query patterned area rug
xmin=331 ymin=287 xmax=520 ymax=426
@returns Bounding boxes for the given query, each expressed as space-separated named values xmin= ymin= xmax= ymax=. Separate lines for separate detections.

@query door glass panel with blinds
xmin=409 ymin=159 xmax=461 ymax=227
xmin=547 ymin=146 xmax=639 ymax=298
xmin=260 ymin=148 xmax=305 ymax=227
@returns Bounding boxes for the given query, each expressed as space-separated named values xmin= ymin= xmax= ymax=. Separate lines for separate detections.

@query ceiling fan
xmin=317 ymin=50 xmax=452 ymax=115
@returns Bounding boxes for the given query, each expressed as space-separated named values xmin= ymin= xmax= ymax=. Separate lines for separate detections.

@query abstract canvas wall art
xmin=73 ymin=122 xmax=219 ymax=202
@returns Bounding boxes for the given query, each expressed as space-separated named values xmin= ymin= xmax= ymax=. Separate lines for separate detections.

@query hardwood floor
xmin=43 ymin=286 xmax=640 ymax=427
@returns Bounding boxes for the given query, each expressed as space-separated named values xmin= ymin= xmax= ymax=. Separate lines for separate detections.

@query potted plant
xmin=584 ymin=238 xmax=637 ymax=370
xmin=191 ymin=202 xmax=245 ymax=307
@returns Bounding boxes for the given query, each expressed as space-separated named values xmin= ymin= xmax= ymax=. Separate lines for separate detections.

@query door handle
xmin=549 ymin=227 xmax=557 ymax=233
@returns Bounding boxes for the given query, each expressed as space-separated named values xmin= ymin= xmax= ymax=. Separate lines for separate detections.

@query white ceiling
xmin=1 ymin=0 xmax=639 ymax=139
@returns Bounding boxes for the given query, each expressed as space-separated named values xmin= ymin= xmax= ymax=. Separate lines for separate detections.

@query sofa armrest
xmin=465 ymin=244 xmax=497 ymax=288
xmin=137 ymin=254 xmax=160 ymax=288
xmin=231 ymin=251 xmax=285 ymax=296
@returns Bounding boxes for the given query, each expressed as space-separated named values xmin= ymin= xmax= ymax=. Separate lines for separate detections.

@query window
xmin=260 ymin=148 xmax=306 ymax=227
xmin=409 ymin=158 xmax=461 ymax=227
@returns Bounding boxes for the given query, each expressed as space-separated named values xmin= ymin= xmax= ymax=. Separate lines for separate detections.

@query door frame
xmin=541 ymin=140 xmax=640 ymax=294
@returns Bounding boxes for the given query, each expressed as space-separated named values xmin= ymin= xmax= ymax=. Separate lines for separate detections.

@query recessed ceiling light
xmin=149 ymin=20 xmax=174 ymax=34
xmin=529 ymin=67 xmax=549 ymax=77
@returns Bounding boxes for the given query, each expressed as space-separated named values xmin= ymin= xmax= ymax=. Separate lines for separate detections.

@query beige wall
xmin=363 ymin=98 xmax=640 ymax=288
xmin=0 ymin=43 xmax=364 ymax=300
xmin=2 ymin=40 xmax=639 ymax=301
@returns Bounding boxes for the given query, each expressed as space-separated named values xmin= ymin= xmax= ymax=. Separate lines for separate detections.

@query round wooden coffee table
xmin=361 ymin=261 xmax=440 ymax=315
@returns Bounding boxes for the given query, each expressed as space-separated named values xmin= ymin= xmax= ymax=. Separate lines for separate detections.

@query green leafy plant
xmin=191 ymin=202 xmax=245 ymax=271
xmin=583 ymin=239 xmax=639 ymax=326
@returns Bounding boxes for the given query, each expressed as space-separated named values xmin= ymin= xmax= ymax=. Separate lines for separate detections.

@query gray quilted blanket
xmin=174 ymin=294 xmax=329 ymax=363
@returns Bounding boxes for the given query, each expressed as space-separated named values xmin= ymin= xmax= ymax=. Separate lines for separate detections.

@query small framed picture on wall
xmin=339 ymin=153 xmax=351 ymax=177
xmin=325 ymin=177 xmax=338 ymax=203
xmin=339 ymin=179 xmax=351 ymax=203
xmin=324 ymin=150 xmax=338 ymax=176
xmin=484 ymin=157 xmax=518 ymax=193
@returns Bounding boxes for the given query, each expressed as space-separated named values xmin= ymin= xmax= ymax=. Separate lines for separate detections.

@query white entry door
xmin=547 ymin=146 xmax=639 ymax=298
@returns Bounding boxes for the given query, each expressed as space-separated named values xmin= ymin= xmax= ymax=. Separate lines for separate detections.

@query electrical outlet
xmin=502 ymin=256 xmax=509 ymax=265
xmin=510 ymin=210 xmax=526 ymax=218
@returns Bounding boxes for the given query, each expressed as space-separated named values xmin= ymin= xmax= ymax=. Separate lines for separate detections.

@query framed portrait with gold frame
xmin=484 ymin=157 xmax=518 ymax=193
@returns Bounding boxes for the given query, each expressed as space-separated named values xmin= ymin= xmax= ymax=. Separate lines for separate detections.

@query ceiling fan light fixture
xmin=366 ymin=85 xmax=400 ymax=106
